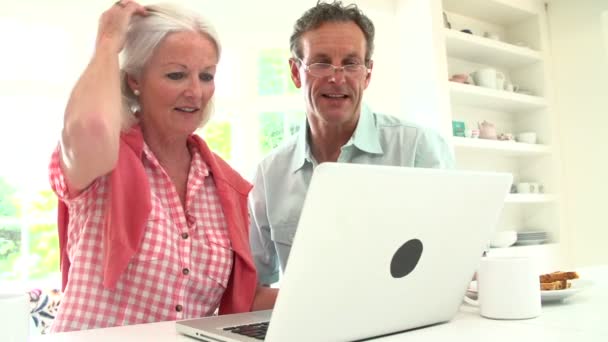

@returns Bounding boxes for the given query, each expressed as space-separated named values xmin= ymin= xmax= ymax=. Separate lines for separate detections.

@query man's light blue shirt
xmin=248 ymin=106 xmax=454 ymax=284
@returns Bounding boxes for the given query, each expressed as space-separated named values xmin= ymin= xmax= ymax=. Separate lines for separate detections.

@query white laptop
xmin=176 ymin=163 xmax=512 ymax=341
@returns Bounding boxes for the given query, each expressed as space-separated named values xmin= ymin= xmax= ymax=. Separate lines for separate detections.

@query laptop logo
xmin=390 ymin=239 xmax=423 ymax=278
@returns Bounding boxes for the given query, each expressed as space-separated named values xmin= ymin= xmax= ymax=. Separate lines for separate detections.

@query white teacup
xmin=517 ymin=182 xmax=537 ymax=194
xmin=0 ymin=290 xmax=30 ymax=342
xmin=465 ymin=256 xmax=541 ymax=320
xmin=516 ymin=132 xmax=537 ymax=144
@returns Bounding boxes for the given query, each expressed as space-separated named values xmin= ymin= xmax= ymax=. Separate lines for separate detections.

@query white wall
xmin=548 ymin=0 xmax=608 ymax=266
xmin=394 ymin=0 xmax=452 ymax=135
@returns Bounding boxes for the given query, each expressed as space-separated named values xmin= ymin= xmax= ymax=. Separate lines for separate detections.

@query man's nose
xmin=328 ymin=67 xmax=347 ymax=84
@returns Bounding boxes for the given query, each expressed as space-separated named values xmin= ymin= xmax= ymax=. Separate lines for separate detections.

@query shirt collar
xmin=141 ymin=137 xmax=210 ymax=178
xmin=187 ymin=139 xmax=211 ymax=178
xmin=349 ymin=104 xmax=383 ymax=154
xmin=289 ymin=105 xmax=384 ymax=173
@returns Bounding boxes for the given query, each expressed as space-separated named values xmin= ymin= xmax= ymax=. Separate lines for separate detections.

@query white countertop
xmin=33 ymin=266 xmax=608 ymax=341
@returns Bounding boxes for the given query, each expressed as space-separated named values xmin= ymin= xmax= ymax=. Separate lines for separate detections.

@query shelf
xmin=505 ymin=194 xmax=557 ymax=204
xmin=452 ymin=136 xmax=551 ymax=157
xmin=448 ymin=81 xmax=547 ymax=112
xmin=444 ymin=29 xmax=542 ymax=69
xmin=442 ymin=0 xmax=538 ymax=26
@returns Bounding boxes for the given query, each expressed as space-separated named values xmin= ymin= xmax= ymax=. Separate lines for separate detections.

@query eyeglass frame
xmin=294 ymin=57 xmax=371 ymax=79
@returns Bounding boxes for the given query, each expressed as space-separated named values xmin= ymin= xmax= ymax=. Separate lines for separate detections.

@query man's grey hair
xmin=290 ymin=0 xmax=375 ymax=64
xmin=119 ymin=3 xmax=221 ymax=130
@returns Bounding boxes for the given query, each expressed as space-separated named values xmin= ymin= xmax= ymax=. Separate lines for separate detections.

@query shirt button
xmin=175 ymin=304 xmax=183 ymax=312
xmin=182 ymin=268 xmax=190 ymax=275
xmin=181 ymin=232 xmax=189 ymax=239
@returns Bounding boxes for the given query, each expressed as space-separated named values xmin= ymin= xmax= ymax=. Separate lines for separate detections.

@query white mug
xmin=0 ymin=290 xmax=30 ymax=342
xmin=465 ymin=256 xmax=541 ymax=320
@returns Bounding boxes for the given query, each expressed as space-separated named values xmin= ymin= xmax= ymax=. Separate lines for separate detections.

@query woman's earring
xmin=133 ymin=89 xmax=140 ymax=96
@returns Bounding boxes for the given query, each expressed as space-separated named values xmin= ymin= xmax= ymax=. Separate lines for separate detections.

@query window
xmin=259 ymin=111 xmax=302 ymax=155
xmin=1 ymin=1 xmax=304 ymax=288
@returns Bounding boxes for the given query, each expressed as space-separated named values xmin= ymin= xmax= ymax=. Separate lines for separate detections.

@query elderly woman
xmin=49 ymin=1 xmax=276 ymax=332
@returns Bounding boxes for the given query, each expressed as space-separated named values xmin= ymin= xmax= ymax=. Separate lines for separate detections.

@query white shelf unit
xmin=505 ymin=194 xmax=558 ymax=204
xmin=444 ymin=28 xmax=542 ymax=69
xmin=452 ymin=136 xmax=551 ymax=157
xmin=448 ymin=82 xmax=547 ymax=113
xmin=436 ymin=0 xmax=565 ymax=266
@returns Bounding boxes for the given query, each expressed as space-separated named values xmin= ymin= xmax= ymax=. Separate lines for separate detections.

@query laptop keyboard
xmin=223 ymin=321 xmax=269 ymax=340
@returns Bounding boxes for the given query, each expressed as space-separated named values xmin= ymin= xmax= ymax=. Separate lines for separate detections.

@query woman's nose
xmin=184 ymin=77 xmax=203 ymax=98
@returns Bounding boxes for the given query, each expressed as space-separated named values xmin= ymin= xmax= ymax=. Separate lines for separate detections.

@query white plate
xmin=541 ymin=279 xmax=592 ymax=303
xmin=514 ymin=239 xmax=547 ymax=245
xmin=517 ymin=234 xmax=547 ymax=239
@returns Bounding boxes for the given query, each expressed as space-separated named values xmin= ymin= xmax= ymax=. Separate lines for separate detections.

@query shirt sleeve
xmin=48 ymin=144 xmax=101 ymax=203
xmin=49 ymin=145 xmax=71 ymax=200
xmin=248 ymin=164 xmax=280 ymax=285
xmin=414 ymin=128 xmax=455 ymax=169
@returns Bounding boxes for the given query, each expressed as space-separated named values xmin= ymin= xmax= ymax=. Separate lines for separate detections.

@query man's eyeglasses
xmin=296 ymin=58 xmax=369 ymax=78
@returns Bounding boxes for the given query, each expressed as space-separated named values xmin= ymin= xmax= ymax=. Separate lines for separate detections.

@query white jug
xmin=470 ymin=68 xmax=505 ymax=90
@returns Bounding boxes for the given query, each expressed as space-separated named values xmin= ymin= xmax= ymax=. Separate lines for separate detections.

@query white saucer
xmin=541 ymin=279 xmax=592 ymax=303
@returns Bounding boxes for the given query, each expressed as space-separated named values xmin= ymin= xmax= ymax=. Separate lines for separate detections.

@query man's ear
xmin=363 ymin=60 xmax=373 ymax=89
xmin=289 ymin=58 xmax=302 ymax=89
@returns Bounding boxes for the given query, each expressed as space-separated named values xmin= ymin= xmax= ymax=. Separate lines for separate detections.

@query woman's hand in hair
xmin=96 ymin=0 xmax=148 ymax=54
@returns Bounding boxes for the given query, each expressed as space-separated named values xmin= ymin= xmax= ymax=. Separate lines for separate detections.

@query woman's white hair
xmin=119 ymin=2 xmax=221 ymax=130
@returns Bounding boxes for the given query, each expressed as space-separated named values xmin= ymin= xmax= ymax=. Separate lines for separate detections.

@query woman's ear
xmin=126 ymin=74 xmax=140 ymax=95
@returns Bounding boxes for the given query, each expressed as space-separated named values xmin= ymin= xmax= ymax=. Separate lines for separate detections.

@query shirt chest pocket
xmin=133 ymin=209 xmax=174 ymax=264
xmin=195 ymin=228 xmax=233 ymax=289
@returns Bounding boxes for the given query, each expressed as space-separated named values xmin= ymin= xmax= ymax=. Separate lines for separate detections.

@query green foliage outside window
xmin=257 ymin=48 xmax=304 ymax=155
xmin=27 ymin=222 xmax=59 ymax=280
xmin=26 ymin=189 xmax=59 ymax=280
xmin=0 ymin=177 xmax=20 ymax=278
xmin=0 ymin=178 xmax=58 ymax=281
xmin=258 ymin=49 xmax=299 ymax=96
xmin=259 ymin=111 xmax=303 ymax=155
xmin=0 ymin=177 xmax=18 ymax=217
xmin=0 ymin=223 xmax=20 ymax=273
xmin=200 ymin=120 xmax=232 ymax=161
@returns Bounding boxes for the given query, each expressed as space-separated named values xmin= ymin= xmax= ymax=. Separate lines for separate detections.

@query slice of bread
xmin=540 ymin=281 xmax=562 ymax=291
xmin=539 ymin=271 xmax=579 ymax=283
xmin=540 ymin=279 xmax=571 ymax=290
xmin=539 ymin=271 xmax=578 ymax=291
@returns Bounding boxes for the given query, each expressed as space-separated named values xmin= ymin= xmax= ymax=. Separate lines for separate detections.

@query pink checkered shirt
xmin=48 ymin=142 xmax=233 ymax=332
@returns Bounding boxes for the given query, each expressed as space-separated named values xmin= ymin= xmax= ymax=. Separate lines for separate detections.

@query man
xmin=249 ymin=1 xmax=454 ymax=285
